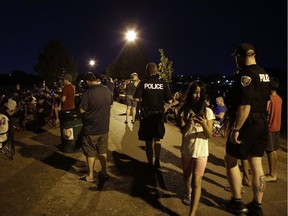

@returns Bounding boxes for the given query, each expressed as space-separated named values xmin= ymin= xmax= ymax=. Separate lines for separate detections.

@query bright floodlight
xmin=125 ymin=30 xmax=137 ymax=42
xmin=89 ymin=59 xmax=96 ymax=66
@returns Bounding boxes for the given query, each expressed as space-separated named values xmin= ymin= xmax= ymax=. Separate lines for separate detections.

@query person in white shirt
xmin=179 ymin=81 xmax=215 ymax=216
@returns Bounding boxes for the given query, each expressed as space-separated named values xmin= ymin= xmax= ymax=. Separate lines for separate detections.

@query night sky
xmin=0 ymin=0 xmax=286 ymax=77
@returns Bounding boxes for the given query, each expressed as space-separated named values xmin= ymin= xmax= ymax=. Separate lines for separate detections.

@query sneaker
xmin=182 ymin=192 xmax=191 ymax=206
xmin=247 ymin=200 xmax=263 ymax=216
xmin=225 ymin=198 xmax=249 ymax=214
xmin=154 ymin=158 xmax=160 ymax=169
xmin=98 ymin=171 xmax=110 ymax=182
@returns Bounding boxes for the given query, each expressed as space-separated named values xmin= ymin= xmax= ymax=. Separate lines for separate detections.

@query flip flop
xmin=265 ymin=175 xmax=278 ymax=183
xmin=79 ymin=175 xmax=95 ymax=182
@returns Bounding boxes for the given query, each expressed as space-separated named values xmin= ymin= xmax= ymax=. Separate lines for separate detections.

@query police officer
xmin=134 ymin=62 xmax=172 ymax=169
xmin=224 ymin=43 xmax=270 ymax=216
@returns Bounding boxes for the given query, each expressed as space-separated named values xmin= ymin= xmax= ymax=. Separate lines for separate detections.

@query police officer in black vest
xmin=134 ymin=62 xmax=173 ymax=169
xmin=224 ymin=43 xmax=270 ymax=216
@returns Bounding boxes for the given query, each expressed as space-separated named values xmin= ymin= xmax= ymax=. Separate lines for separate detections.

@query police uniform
xmin=134 ymin=75 xmax=172 ymax=141
xmin=226 ymin=64 xmax=270 ymax=159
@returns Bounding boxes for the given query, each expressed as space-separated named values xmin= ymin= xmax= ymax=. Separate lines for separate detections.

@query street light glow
xmin=89 ymin=59 xmax=96 ymax=67
xmin=125 ymin=30 xmax=137 ymax=42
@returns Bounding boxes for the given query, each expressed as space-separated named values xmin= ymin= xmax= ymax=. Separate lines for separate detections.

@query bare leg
xmin=225 ymin=153 xmax=243 ymax=199
xmin=189 ymin=174 xmax=202 ymax=216
xmin=55 ymin=106 xmax=59 ymax=122
xmin=131 ymin=107 xmax=136 ymax=122
xmin=126 ymin=105 xmax=132 ymax=122
xmin=182 ymin=154 xmax=193 ymax=195
xmin=241 ymin=159 xmax=251 ymax=186
xmin=266 ymin=150 xmax=277 ymax=179
xmin=248 ymin=156 xmax=265 ymax=203
xmin=99 ymin=153 xmax=107 ymax=175
xmin=87 ymin=156 xmax=95 ymax=180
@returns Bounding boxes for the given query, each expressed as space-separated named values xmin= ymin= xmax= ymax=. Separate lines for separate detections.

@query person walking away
xmin=79 ymin=72 xmax=112 ymax=182
xmin=265 ymin=77 xmax=282 ymax=183
xmin=178 ymin=81 xmax=214 ymax=216
xmin=224 ymin=43 xmax=270 ymax=216
xmin=125 ymin=72 xmax=140 ymax=124
xmin=134 ymin=63 xmax=172 ymax=169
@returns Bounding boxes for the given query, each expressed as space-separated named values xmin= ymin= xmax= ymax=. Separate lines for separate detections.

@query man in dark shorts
xmin=265 ymin=77 xmax=282 ymax=182
xmin=79 ymin=72 xmax=113 ymax=182
xmin=224 ymin=43 xmax=270 ymax=215
xmin=134 ymin=63 xmax=172 ymax=169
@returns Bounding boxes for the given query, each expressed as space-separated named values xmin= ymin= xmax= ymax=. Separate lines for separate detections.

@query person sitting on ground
xmin=164 ymin=91 xmax=182 ymax=123
xmin=0 ymin=97 xmax=17 ymax=118
xmin=33 ymin=95 xmax=52 ymax=131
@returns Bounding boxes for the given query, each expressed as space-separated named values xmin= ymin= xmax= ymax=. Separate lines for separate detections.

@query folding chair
xmin=0 ymin=114 xmax=15 ymax=160
xmin=213 ymin=116 xmax=230 ymax=138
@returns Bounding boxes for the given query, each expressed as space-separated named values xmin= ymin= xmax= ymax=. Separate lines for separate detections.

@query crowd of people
xmin=0 ymin=43 xmax=283 ymax=216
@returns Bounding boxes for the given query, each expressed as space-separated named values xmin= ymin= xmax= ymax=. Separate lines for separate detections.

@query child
xmin=265 ymin=77 xmax=282 ymax=182
xmin=179 ymin=81 xmax=215 ymax=216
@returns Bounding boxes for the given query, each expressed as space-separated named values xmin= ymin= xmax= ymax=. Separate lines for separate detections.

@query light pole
xmin=125 ymin=30 xmax=137 ymax=42
xmin=88 ymin=59 xmax=96 ymax=72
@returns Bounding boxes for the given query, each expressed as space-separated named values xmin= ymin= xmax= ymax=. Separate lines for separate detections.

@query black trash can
xmin=59 ymin=110 xmax=83 ymax=153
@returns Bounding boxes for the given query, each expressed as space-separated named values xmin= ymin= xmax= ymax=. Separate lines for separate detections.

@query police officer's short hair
xmin=145 ymin=63 xmax=157 ymax=75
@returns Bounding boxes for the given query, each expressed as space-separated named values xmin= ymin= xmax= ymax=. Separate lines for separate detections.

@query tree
xmin=34 ymin=39 xmax=78 ymax=85
xmin=158 ymin=49 xmax=174 ymax=83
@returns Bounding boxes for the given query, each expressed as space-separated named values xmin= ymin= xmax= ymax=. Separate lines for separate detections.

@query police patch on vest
xmin=241 ymin=76 xmax=252 ymax=87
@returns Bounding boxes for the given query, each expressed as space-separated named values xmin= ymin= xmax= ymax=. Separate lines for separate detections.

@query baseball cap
xmin=63 ymin=74 xmax=73 ymax=82
xmin=232 ymin=43 xmax=255 ymax=56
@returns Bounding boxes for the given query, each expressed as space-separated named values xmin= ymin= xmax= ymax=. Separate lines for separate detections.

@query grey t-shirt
xmin=80 ymin=84 xmax=112 ymax=135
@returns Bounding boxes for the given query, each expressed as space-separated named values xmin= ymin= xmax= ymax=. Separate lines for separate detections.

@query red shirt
xmin=61 ymin=84 xmax=75 ymax=111
xmin=268 ymin=94 xmax=282 ymax=132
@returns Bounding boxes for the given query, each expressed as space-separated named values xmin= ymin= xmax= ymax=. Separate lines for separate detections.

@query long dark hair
xmin=179 ymin=81 xmax=207 ymax=118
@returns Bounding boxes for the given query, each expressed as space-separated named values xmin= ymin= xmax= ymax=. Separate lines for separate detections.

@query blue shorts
xmin=126 ymin=95 xmax=137 ymax=107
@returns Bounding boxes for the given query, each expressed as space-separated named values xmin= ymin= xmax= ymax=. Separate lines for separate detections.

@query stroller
xmin=0 ymin=114 xmax=15 ymax=160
